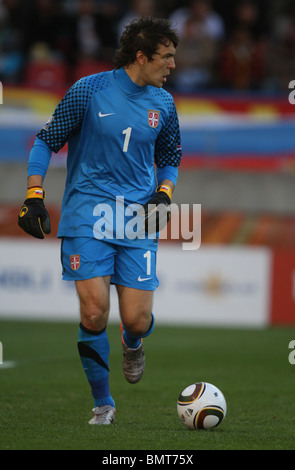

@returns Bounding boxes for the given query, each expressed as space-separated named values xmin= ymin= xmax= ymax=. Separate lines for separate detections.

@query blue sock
xmin=78 ymin=323 xmax=115 ymax=408
xmin=122 ymin=313 xmax=155 ymax=349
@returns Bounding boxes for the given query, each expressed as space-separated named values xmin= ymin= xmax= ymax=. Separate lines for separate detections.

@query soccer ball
xmin=177 ymin=382 xmax=227 ymax=430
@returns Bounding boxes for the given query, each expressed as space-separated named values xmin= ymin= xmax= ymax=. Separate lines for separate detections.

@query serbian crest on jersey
xmin=70 ymin=254 xmax=80 ymax=270
xmin=148 ymin=109 xmax=160 ymax=128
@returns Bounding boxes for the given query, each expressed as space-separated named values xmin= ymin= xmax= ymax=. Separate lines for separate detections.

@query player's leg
xmin=112 ymin=246 xmax=157 ymax=383
xmin=117 ymin=285 xmax=155 ymax=347
xmin=118 ymin=286 xmax=155 ymax=384
xmin=76 ymin=276 xmax=116 ymax=423
xmin=76 ymin=275 xmax=110 ymax=331
xmin=61 ymin=237 xmax=116 ymax=424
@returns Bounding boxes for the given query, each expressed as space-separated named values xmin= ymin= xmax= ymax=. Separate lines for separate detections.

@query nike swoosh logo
xmin=138 ymin=276 xmax=152 ymax=282
xmin=98 ymin=111 xmax=115 ymax=117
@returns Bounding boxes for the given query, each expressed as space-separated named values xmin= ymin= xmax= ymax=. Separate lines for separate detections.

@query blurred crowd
xmin=0 ymin=0 xmax=294 ymax=93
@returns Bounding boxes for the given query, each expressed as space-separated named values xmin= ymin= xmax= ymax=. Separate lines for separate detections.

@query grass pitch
xmin=0 ymin=320 xmax=295 ymax=450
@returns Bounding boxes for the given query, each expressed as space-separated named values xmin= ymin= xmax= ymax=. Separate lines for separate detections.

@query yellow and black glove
xmin=142 ymin=184 xmax=172 ymax=234
xmin=18 ymin=187 xmax=51 ymax=239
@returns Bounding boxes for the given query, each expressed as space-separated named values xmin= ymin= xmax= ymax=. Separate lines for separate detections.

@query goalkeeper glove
xmin=18 ymin=186 xmax=51 ymax=239
xmin=142 ymin=184 xmax=172 ymax=234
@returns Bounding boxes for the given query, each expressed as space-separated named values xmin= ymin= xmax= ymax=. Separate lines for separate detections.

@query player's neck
xmin=124 ymin=65 xmax=146 ymax=88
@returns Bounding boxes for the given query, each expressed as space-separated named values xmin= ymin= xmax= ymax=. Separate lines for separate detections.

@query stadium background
xmin=1 ymin=0 xmax=295 ymax=326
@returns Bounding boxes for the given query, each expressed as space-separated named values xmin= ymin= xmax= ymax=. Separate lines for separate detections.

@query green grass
xmin=1 ymin=320 xmax=295 ymax=450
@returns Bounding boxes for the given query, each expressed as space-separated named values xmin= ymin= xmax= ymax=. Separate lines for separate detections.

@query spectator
xmin=218 ymin=26 xmax=268 ymax=90
xmin=218 ymin=0 xmax=269 ymax=90
xmin=233 ymin=0 xmax=264 ymax=39
xmin=170 ymin=0 xmax=224 ymax=40
xmin=72 ymin=0 xmax=120 ymax=62
xmin=24 ymin=0 xmax=65 ymax=60
xmin=169 ymin=0 xmax=224 ymax=91
xmin=271 ymin=1 xmax=295 ymax=90
xmin=117 ymin=0 xmax=156 ymax=43
xmin=0 ymin=0 xmax=27 ymax=83
xmin=74 ymin=0 xmax=102 ymax=60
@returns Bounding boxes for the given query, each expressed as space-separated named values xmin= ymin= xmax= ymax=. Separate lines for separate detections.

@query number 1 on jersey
xmin=122 ymin=127 xmax=132 ymax=152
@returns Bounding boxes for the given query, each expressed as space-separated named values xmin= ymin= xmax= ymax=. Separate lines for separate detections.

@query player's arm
xmin=143 ymin=96 xmax=182 ymax=233
xmin=146 ymin=177 xmax=174 ymax=212
xmin=18 ymin=138 xmax=52 ymax=239
xmin=18 ymin=76 xmax=93 ymax=238
xmin=142 ymin=172 xmax=177 ymax=234
xmin=142 ymin=182 xmax=172 ymax=232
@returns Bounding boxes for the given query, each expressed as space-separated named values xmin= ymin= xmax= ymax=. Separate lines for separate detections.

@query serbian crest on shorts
xmin=70 ymin=254 xmax=80 ymax=270
xmin=148 ymin=110 xmax=160 ymax=128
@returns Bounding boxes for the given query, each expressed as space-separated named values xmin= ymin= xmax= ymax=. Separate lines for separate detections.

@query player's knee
xmin=123 ymin=311 xmax=152 ymax=337
xmin=79 ymin=296 xmax=109 ymax=330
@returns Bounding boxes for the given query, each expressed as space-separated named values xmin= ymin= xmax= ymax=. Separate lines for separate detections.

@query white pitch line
xmin=0 ymin=361 xmax=17 ymax=369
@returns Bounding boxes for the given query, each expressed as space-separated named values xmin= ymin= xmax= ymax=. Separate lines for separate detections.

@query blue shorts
xmin=61 ymin=237 xmax=159 ymax=291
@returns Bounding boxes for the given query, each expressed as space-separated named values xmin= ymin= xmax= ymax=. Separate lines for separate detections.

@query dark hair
xmin=113 ymin=17 xmax=179 ymax=69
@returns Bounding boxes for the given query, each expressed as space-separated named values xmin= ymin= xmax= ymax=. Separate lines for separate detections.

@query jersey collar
xmin=112 ymin=67 xmax=149 ymax=96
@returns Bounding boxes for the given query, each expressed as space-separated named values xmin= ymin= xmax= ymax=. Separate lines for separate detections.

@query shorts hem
xmin=62 ymin=271 xmax=114 ymax=281
xmin=111 ymin=278 xmax=158 ymax=291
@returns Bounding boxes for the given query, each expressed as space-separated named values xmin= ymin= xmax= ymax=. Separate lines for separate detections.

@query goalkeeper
xmin=18 ymin=17 xmax=182 ymax=425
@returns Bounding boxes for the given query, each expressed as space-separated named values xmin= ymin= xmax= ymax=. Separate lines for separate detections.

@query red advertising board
xmin=271 ymin=250 xmax=295 ymax=324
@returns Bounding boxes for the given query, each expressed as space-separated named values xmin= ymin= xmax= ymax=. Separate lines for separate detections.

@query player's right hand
xmin=18 ymin=187 xmax=51 ymax=239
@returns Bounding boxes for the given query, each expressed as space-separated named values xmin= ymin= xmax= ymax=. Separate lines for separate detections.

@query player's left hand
xmin=142 ymin=185 xmax=172 ymax=234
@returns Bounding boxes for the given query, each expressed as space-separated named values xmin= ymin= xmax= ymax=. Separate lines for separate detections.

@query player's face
xmin=142 ymin=42 xmax=176 ymax=88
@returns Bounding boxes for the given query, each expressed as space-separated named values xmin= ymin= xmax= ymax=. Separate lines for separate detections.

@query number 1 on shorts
xmin=143 ymin=250 xmax=151 ymax=275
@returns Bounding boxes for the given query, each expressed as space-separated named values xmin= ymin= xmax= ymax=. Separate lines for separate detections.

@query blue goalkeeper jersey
xmin=37 ymin=67 xmax=182 ymax=248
